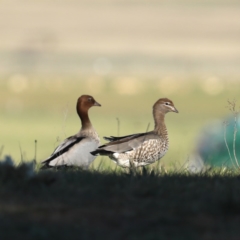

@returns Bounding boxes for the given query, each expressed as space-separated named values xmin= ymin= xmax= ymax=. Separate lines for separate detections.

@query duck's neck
xmin=153 ymin=111 xmax=168 ymax=139
xmin=79 ymin=110 xmax=92 ymax=130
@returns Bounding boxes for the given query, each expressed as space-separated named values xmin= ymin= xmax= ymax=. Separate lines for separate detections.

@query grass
xmin=224 ymin=99 xmax=240 ymax=168
xmin=1 ymin=159 xmax=240 ymax=240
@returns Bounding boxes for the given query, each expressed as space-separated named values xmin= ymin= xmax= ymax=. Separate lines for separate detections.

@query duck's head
xmin=153 ymin=98 xmax=178 ymax=114
xmin=77 ymin=95 xmax=101 ymax=114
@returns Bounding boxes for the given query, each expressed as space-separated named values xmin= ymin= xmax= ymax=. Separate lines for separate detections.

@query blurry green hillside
xmin=1 ymin=77 xmax=239 ymax=169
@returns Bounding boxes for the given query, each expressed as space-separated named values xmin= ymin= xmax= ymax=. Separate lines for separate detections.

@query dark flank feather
xmin=42 ymin=136 xmax=85 ymax=167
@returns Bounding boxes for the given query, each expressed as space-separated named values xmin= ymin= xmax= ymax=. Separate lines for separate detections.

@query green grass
xmin=1 ymin=77 xmax=239 ymax=169
xmin=1 ymin=160 xmax=240 ymax=240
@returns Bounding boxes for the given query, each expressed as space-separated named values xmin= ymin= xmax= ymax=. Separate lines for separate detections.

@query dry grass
xmin=223 ymin=99 xmax=240 ymax=168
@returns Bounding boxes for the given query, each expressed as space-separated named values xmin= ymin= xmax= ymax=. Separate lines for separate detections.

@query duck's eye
xmin=88 ymin=97 xmax=92 ymax=102
xmin=165 ymin=102 xmax=170 ymax=105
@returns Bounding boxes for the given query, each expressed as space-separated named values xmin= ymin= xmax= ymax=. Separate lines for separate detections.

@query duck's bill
xmin=94 ymin=101 xmax=101 ymax=107
xmin=172 ymin=107 xmax=179 ymax=113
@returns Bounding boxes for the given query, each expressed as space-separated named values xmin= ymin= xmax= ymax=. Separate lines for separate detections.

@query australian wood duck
xmin=41 ymin=95 xmax=101 ymax=169
xmin=91 ymin=98 xmax=178 ymax=168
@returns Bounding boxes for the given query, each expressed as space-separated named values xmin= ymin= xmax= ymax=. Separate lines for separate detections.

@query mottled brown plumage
xmin=91 ymin=98 xmax=178 ymax=168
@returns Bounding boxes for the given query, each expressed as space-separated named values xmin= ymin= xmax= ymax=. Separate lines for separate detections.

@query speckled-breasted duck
xmin=41 ymin=95 xmax=101 ymax=169
xmin=91 ymin=98 xmax=178 ymax=168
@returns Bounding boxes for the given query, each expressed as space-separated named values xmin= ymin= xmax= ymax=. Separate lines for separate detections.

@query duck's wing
xmin=103 ymin=133 xmax=143 ymax=142
xmin=42 ymin=135 xmax=85 ymax=165
xmin=91 ymin=131 xmax=159 ymax=155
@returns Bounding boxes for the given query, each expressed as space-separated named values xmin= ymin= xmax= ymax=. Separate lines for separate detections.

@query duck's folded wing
xmin=42 ymin=136 xmax=85 ymax=164
xmin=92 ymin=132 xmax=159 ymax=155
xmin=103 ymin=133 xmax=145 ymax=142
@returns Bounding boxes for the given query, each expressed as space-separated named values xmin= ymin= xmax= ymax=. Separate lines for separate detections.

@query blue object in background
xmin=196 ymin=116 xmax=240 ymax=168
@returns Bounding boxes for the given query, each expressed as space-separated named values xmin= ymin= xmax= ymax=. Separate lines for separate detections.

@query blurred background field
xmin=0 ymin=0 xmax=240 ymax=169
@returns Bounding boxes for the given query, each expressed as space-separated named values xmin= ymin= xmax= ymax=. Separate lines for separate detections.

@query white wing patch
xmin=45 ymin=138 xmax=99 ymax=168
